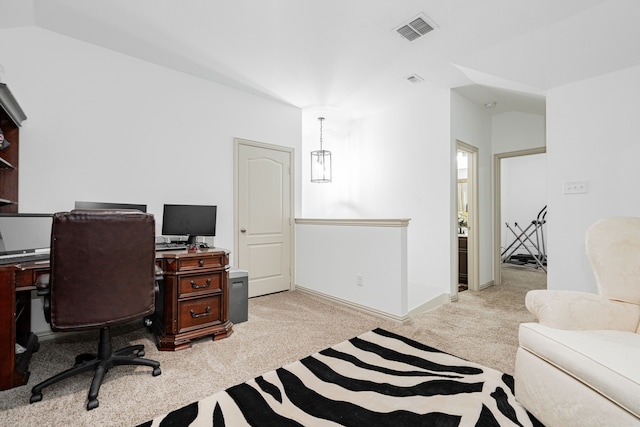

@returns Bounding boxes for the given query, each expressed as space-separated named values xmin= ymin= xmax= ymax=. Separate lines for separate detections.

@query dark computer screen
xmin=161 ymin=204 xmax=217 ymax=244
xmin=0 ymin=213 xmax=53 ymax=255
xmin=74 ymin=201 xmax=147 ymax=212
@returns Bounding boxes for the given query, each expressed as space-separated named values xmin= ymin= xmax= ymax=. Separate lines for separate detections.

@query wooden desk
xmin=0 ymin=248 xmax=233 ymax=391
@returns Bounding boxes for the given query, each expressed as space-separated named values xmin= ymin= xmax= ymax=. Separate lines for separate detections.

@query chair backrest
xmin=585 ymin=217 xmax=640 ymax=305
xmin=49 ymin=210 xmax=156 ymax=331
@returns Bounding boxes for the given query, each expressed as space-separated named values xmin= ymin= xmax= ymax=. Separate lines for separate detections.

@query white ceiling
xmin=1 ymin=0 xmax=639 ymax=118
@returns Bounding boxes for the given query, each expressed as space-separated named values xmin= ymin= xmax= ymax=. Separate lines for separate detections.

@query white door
xmin=235 ymin=139 xmax=293 ymax=297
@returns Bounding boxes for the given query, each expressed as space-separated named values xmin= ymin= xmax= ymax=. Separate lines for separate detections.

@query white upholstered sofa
xmin=515 ymin=217 xmax=640 ymax=427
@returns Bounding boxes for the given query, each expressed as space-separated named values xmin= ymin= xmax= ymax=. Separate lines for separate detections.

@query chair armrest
xmin=35 ymin=273 xmax=50 ymax=296
xmin=154 ymin=265 xmax=164 ymax=295
xmin=526 ymin=290 xmax=640 ymax=332
xmin=35 ymin=273 xmax=51 ymax=323
xmin=154 ymin=265 xmax=164 ymax=280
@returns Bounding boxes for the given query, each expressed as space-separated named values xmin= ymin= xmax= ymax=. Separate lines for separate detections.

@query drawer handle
xmin=198 ymin=259 xmax=205 ymax=267
xmin=190 ymin=278 xmax=212 ymax=289
xmin=190 ymin=306 xmax=211 ymax=318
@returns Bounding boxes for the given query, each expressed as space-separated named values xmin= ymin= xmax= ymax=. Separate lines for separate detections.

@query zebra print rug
xmin=139 ymin=328 xmax=543 ymax=426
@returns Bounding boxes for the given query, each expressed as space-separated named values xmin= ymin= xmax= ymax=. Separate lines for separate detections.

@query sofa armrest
xmin=526 ymin=290 xmax=640 ymax=331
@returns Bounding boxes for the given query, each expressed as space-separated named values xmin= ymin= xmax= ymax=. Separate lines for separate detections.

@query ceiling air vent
xmin=406 ymin=74 xmax=424 ymax=84
xmin=395 ymin=14 xmax=435 ymax=41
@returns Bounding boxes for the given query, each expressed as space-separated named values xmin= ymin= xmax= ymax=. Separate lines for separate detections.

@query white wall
xmin=546 ymin=64 xmax=640 ymax=293
xmin=493 ymin=112 xmax=546 ymax=154
xmin=302 ymin=88 xmax=452 ymax=310
xmin=300 ymin=89 xmax=452 ymax=312
xmin=493 ymin=111 xmax=547 ymax=267
xmin=0 ymin=26 xmax=301 ymax=335
xmin=450 ymin=91 xmax=493 ymax=288
xmin=0 ymin=26 xmax=302 ymax=261
xmin=295 ymin=219 xmax=408 ymax=320
xmin=299 ymin=108 xmax=354 ymax=217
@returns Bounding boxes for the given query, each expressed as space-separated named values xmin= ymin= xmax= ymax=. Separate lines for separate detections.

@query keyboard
xmin=0 ymin=252 xmax=50 ymax=265
xmin=155 ymin=242 xmax=188 ymax=251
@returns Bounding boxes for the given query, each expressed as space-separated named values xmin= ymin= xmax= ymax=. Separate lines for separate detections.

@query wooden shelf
xmin=0 ymin=83 xmax=26 ymax=214
xmin=0 ymin=83 xmax=27 ymax=126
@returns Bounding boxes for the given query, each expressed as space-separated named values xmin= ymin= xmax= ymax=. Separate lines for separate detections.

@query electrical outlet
xmin=563 ymin=180 xmax=588 ymax=194
xmin=357 ymin=274 xmax=363 ymax=287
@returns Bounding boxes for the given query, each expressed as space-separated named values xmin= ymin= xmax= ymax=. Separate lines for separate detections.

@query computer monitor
xmin=161 ymin=204 xmax=217 ymax=244
xmin=0 ymin=213 xmax=53 ymax=255
xmin=74 ymin=201 xmax=147 ymax=212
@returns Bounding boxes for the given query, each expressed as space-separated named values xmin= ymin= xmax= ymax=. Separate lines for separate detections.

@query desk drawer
xmin=178 ymin=272 xmax=222 ymax=298
xmin=177 ymin=253 xmax=226 ymax=271
xmin=178 ymin=295 xmax=222 ymax=333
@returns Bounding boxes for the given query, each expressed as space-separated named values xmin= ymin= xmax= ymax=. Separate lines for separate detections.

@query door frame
xmin=493 ymin=147 xmax=546 ymax=285
xmin=456 ymin=141 xmax=479 ymax=293
xmin=233 ymin=138 xmax=295 ymax=289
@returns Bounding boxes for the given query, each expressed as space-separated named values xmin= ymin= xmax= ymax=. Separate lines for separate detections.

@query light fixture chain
xmin=319 ymin=117 xmax=324 ymax=151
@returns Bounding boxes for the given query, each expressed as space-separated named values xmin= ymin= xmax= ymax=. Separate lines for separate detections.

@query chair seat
xmin=519 ymin=322 xmax=640 ymax=418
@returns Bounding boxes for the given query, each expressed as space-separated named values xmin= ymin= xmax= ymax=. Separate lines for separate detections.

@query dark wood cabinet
xmin=0 ymin=84 xmax=34 ymax=391
xmin=152 ymin=248 xmax=233 ymax=351
xmin=458 ymin=236 xmax=468 ymax=285
xmin=0 ymin=83 xmax=27 ymax=213
xmin=0 ymin=263 xmax=48 ymax=391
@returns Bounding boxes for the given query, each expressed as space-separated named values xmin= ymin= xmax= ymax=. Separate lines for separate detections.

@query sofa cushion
xmin=519 ymin=323 xmax=640 ymax=418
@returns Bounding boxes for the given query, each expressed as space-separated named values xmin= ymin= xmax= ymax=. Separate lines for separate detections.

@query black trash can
xmin=228 ymin=268 xmax=248 ymax=324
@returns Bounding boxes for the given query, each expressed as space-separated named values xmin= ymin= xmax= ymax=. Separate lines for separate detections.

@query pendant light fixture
xmin=311 ymin=117 xmax=332 ymax=183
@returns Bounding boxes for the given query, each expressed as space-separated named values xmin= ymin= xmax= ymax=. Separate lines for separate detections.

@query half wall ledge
xmin=295 ymin=218 xmax=410 ymax=318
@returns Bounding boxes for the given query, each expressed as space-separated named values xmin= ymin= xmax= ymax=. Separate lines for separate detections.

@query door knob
xmin=240 ymin=228 xmax=246 ymax=233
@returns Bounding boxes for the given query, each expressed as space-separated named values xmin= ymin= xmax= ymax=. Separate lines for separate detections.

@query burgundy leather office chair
xmin=29 ymin=210 xmax=161 ymax=410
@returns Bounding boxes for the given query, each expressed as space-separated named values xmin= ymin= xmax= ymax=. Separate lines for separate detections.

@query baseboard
xmin=408 ymin=293 xmax=450 ymax=317
xmin=35 ymin=330 xmax=60 ymax=341
xmin=480 ymin=280 xmax=494 ymax=290
xmin=294 ymin=285 xmax=410 ymax=323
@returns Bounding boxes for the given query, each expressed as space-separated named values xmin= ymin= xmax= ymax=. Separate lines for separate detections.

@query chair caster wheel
xmin=87 ymin=399 xmax=99 ymax=410
xmin=75 ymin=353 xmax=94 ymax=366
xmin=152 ymin=367 xmax=162 ymax=376
xmin=137 ymin=349 xmax=145 ymax=357
xmin=30 ymin=393 xmax=43 ymax=404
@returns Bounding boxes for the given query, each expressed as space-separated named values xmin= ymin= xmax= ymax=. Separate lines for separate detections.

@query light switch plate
xmin=563 ymin=180 xmax=588 ymax=194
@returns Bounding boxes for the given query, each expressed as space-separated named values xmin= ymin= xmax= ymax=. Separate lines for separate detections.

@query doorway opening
xmin=456 ymin=141 xmax=479 ymax=293
xmin=493 ymin=148 xmax=548 ymax=286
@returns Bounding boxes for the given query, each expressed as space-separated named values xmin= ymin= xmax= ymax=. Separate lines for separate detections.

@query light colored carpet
xmin=0 ymin=265 xmax=545 ymax=426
